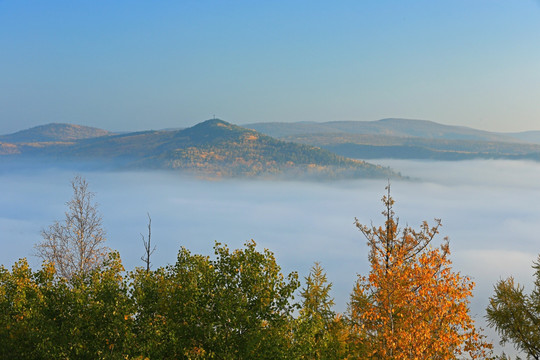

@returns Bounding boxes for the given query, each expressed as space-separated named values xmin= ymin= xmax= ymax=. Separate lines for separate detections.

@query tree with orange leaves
xmin=348 ymin=185 xmax=492 ymax=359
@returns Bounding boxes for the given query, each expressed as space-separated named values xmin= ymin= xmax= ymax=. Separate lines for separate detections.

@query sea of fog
xmin=2 ymin=159 xmax=540 ymax=355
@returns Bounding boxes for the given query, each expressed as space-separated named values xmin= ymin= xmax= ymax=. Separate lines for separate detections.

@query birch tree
xmin=36 ymin=176 xmax=109 ymax=279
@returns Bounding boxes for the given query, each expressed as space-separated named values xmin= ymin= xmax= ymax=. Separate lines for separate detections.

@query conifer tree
xmin=487 ymin=255 xmax=540 ymax=359
xmin=295 ymin=262 xmax=352 ymax=359
xmin=349 ymin=185 xmax=492 ymax=359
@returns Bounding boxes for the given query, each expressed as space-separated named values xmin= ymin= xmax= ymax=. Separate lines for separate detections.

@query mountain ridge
xmin=6 ymin=118 xmax=540 ymax=170
xmin=0 ymin=123 xmax=112 ymax=143
xmin=6 ymin=118 xmax=540 ymax=145
xmin=243 ymin=118 xmax=532 ymax=143
xmin=0 ymin=119 xmax=399 ymax=180
xmin=242 ymin=118 xmax=540 ymax=161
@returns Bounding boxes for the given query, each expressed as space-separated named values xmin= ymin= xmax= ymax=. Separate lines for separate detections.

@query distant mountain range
xmin=4 ymin=117 xmax=540 ymax=179
xmin=244 ymin=118 xmax=540 ymax=143
xmin=0 ymin=123 xmax=112 ymax=143
xmin=0 ymin=119 xmax=398 ymax=180
xmin=244 ymin=118 xmax=540 ymax=161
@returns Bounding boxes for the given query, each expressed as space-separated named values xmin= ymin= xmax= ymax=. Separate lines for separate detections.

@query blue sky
xmin=1 ymin=0 xmax=539 ymax=133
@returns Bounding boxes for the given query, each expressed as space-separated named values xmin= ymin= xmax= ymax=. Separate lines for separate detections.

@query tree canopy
xmin=487 ymin=256 xmax=540 ymax=359
xmin=0 ymin=184 xmax=499 ymax=359
xmin=348 ymin=185 xmax=492 ymax=359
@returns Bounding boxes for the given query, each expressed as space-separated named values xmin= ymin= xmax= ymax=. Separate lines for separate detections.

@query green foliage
xmin=130 ymin=247 xmax=214 ymax=358
xmin=0 ymin=253 xmax=131 ymax=359
xmin=300 ymin=262 xmax=334 ymax=322
xmin=0 ymin=241 xmax=302 ymax=359
xmin=208 ymin=241 xmax=299 ymax=358
xmin=0 ymin=259 xmax=47 ymax=359
xmin=131 ymin=241 xmax=300 ymax=359
xmin=487 ymin=255 xmax=540 ymax=358
xmin=0 ymin=208 xmax=498 ymax=359
xmin=294 ymin=262 xmax=351 ymax=360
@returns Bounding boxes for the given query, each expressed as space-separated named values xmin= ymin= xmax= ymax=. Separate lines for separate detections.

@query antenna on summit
xmin=212 ymin=114 xmax=216 ymax=120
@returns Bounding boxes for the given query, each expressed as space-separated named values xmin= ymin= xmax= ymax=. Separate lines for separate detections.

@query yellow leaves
xmin=351 ymin=190 xmax=492 ymax=359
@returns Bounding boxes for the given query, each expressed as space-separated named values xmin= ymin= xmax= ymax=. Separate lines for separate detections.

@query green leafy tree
xmin=208 ymin=240 xmax=299 ymax=359
xmin=0 ymin=253 xmax=133 ymax=360
xmin=130 ymin=247 xmax=214 ymax=359
xmin=294 ymin=262 xmax=351 ymax=359
xmin=130 ymin=240 xmax=300 ymax=359
xmin=0 ymin=259 xmax=49 ymax=359
xmin=62 ymin=252 xmax=133 ymax=359
xmin=487 ymin=255 xmax=540 ymax=359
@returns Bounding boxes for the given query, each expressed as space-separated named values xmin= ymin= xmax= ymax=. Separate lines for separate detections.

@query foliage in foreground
xmin=0 ymin=188 xmax=497 ymax=359
xmin=348 ymin=186 xmax=492 ymax=359
xmin=3 ymin=242 xmax=343 ymax=359
xmin=487 ymin=256 xmax=540 ymax=359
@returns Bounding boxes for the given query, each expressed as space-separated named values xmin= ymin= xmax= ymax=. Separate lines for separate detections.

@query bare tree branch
xmin=35 ymin=175 xmax=109 ymax=279
xmin=141 ymin=212 xmax=155 ymax=272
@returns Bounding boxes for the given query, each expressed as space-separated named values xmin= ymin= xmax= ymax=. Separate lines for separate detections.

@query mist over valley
xmin=4 ymin=2 xmax=540 ymax=356
xmin=3 ymin=119 xmax=540 ymax=356
xmin=2 ymin=158 xmax=539 ymax=354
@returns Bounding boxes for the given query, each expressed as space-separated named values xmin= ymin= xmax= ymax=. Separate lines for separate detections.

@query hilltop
xmin=5 ymin=118 xmax=540 ymax=168
xmin=0 ymin=123 xmax=112 ymax=143
xmin=0 ymin=119 xmax=399 ymax=180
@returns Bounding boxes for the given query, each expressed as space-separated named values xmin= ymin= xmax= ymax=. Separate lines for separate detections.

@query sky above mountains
xmin=1 ymin=1 xmax=540 ymax=134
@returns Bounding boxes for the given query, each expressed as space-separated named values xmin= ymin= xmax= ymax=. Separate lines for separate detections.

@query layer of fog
xmin=2 ymin=159 xmax=540 ymax=355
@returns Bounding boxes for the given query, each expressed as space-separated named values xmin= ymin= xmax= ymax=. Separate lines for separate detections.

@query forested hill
xmin=0 ymin=119 xmax=399 ymax=180
xmin=0 ymin=123 xmax=112 ymax=143
xmin=137 ymin=119 xmax=398 ymax=179
xmin=244 ymin=118 xmax=519 ymax=141
xmin=244 ymin=119 xmax=540 ymax=161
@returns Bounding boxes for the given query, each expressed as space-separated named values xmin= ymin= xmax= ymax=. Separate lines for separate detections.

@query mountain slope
xmin=134 ymin=120 xmax=398 ymax=178
xmin=244 ymin=118 xmax=520 ymax=142
xmin=507 ymin=131 xmax=540 ymax=144
xmin=1 ymin=120 xmax=400 ymax=180
xmin=244 ymin=119 xmax=540 ymax=161
xmin=0 ymin=123 xmax=112 ymax=143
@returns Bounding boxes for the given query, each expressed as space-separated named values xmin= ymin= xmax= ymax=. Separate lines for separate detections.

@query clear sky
xmin=1 ymin=0 xmax=540 ymax=134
